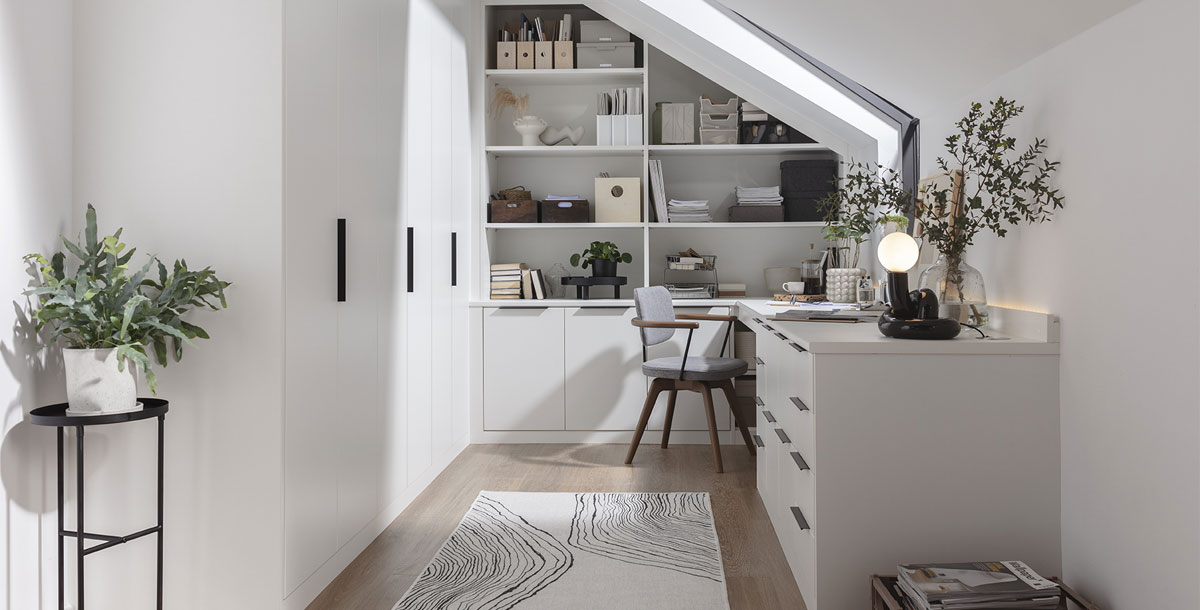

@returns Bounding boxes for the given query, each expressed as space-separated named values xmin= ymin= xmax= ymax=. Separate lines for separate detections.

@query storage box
xmin=596 ymin=115 xmax=613 ymax=146
xmin=488 ymin=199 xmax=538 ymax=223
xmin=780 ymin=159 xmax=839 ymax=192
xmin=699 ymin=96 xmax=739 ymax=115
xmin=540 ymin=199 xmax=590 ymax=223
xmin=729 ymin=205 xmax=784 ymax=223
xmin=700 ymin=113 xmax=738 ymax=129
xmin=654 ymin=102 xmax=695 ymax=144
xmin=553 ymin=41 xmax=574 ymax=69
xmin=516 ymin=41 xmax=535 ymax=69
xmin=780 ymin=192 xmax=825 ymax=222
xmin=496 ymin=42 xmax=516 ymax=69
xmin=580 ymin=20 xmax=630 ymax=43
xmin=576 ymin=42 xmax=635 ymax=69
xmin=699 ymin=128 xmax=738 ymax=145
xmin=535 ymin=41 xmax=554 ymax=69
xmin=626 ymin=114 xmax=644 ymax=145
xmin=595 ymin=177 xmax=641 ymax=222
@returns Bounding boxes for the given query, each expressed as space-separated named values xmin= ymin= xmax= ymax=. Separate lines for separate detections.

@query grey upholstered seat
xmin=642 ymin=356 xmax=748 ymax=381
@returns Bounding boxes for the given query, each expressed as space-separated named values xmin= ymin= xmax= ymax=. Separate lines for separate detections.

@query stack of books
xmin=490 ymin=263 xmax=549 ymax=300
xmin=895 ymin=562 xmax=1061 ymax=610
xmin=735 ymin=185 xmax=784 ymax=206
xmin=666 ymin=199 xmax=711 ymax=222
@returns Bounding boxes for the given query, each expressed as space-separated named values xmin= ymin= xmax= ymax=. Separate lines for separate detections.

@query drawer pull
xmin=763 ymin=410 xmax=776 ymax=423
xmin=753 ymin=435 xmax=765 ymax=448
xmin=790 ymin=342 xmax=807 ymax=353
xmin=790 ymin=396 xmax=809 ymax=412
xmin=791 ymin=506 xmax=810 ymax=530
xmin=790 ymin=451 xmax=810 ymax=470
xmin=752 ymin=317 xmax=764 ymax=324
xmin=754 ymin=357 xmax=764 ymax=366
xmin=774 ymin=428 xmax=791 ymax=444
xmin=763 ymin=324 xmax=775 ymax=331
xmin=755 ymin=396 xmax=764 ymax=407
xmin=774 ymin=332 xmax=788 ymax=341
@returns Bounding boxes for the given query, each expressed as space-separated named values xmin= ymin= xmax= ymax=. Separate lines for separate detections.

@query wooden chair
xmin=626 ymin=286 xmax=756 ymax=472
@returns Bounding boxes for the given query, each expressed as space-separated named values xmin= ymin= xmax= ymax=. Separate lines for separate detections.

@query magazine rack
xmin=870 ymin=575 xmax=1100 ymax=610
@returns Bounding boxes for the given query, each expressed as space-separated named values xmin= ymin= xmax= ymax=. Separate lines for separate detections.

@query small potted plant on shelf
xmin=569 ymin=241 xmax=633 ymax=277
xmin=910 ymin=97 xmax=1065 ymax=326
xmin=819 ymin=162 xmax=911 ymax=302
xmin=22 ymin=205 xmax=230 ymax=415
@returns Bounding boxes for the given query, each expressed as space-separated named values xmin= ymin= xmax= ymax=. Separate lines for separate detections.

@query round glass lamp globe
xmin=877 ymin=232 xmax=920 ymax=273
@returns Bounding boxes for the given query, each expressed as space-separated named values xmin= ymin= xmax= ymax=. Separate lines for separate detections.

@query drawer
xmin=577 ymin=42 xmax=636 ymax=69
xmin=779 ymin=339 xmax=814 ymax=410
xmin=755 ymin=410 xmax=772 ymax=506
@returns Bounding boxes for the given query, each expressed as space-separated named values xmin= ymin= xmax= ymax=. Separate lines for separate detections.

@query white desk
xmin=735 ymin=300 xmax=1061 ymax=610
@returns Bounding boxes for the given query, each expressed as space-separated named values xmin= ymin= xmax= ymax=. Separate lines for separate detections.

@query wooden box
xmin=553 ymin=41 xmax=574 ymax=69
xmin=488 ymin=199 xmax=538 ymax=223
xmin=496 ymin=42 xmax=516 ymax=69
xmin=595 ymin=177 xmax=641 ymax=222
xmin=540 ymin=199 xmax=589 ymax=223
xmin=535 ymin=41 xmax=553 ymax=69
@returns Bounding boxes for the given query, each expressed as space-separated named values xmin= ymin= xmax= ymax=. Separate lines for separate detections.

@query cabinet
xmin=483 ymin=308 xmax=566 ymax=430
xmin=564 ymin=308 xmax=647 ymax=430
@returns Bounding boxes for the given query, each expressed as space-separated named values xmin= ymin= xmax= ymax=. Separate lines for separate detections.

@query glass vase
xmin=918 ymin=253 xmax=989 ymax=327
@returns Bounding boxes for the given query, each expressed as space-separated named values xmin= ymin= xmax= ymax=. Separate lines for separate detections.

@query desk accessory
xmin=876 ymin=232 xmax=960 ymax=339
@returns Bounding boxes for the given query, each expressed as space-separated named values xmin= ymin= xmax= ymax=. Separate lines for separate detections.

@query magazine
xmin=897 ymin=561 xmax=1059 ymax=608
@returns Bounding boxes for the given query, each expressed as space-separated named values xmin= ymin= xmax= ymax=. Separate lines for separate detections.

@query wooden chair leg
xmin=700 ymin=382 xmax=724 ymax=473
xmin=626 ymin=378 xmax=668 ymax=465
xmin=718 ymin=379 xmax=756 ymax=456
xmin=660 ymin=390 xmax=678 ymax=448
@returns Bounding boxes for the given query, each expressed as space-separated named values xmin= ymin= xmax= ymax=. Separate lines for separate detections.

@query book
xmin=897 ymin=562 xmax=1060 ymax=610
xmin=490 ymin=280 xmax=521 ymax=289
xmin=490 ymin=263 xmax=528 ymax=271
xmin=491 ymin=288 xmax=521 ymax=295
xmin=491 ymin=294 xmax=520 ymax=300
xmin=521 ymin=269 xmax=533 ymax=299
xmin=532 ymin=269 xmax=547 ymax=299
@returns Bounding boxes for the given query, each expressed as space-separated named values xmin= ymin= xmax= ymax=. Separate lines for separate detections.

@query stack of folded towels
xmin=667 ymin=199 xmax=712 ymax=223
xmin=735 ymin=185 xmax=784 ymax=206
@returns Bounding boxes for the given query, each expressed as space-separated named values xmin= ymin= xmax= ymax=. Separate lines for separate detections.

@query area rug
xmin=392 ymin=491 xmax=730 ymax=610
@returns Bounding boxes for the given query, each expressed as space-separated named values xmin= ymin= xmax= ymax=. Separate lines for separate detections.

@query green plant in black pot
xmin=569 ymin=241 xmax=632 ymax=277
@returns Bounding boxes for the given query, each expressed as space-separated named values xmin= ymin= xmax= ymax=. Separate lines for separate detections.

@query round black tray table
xmin=561 ymin=275 xmax=628 ymax=299
xmin=30 ymin=398 xmax=169 ymax=610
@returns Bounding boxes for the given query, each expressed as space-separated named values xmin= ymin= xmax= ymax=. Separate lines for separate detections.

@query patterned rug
xmin=392 ymin=491 xmax=730 ymax=610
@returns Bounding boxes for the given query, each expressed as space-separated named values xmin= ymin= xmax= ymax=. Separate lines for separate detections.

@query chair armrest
xmin=631 ymin=318 xmax=700 ymax=329
xmin=676 ymin=313 xmax=736 ymax=322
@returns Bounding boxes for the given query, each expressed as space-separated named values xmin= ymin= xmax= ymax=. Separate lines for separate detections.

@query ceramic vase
xmin=63 ymin=348 xmax=139 ymax=415
xmin=825 ymin=267 xmax=864 ymax=303
xmin=513 ymin=115 xmax=547 ymax=146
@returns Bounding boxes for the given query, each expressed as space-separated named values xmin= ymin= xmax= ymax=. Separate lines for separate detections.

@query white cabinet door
xmin=483 ymin=308 xmax=565 ymax=430
xmin=428 ymin=2 xmax=456 ymax=460
xmin=564 ymin=307 xmax=647 ymax=430
xmin=647 ymin=307 xmax=732 ymax=431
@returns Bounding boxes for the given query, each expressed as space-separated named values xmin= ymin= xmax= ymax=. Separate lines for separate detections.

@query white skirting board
xmin=282 ymin=435 xmax=471 ymax=610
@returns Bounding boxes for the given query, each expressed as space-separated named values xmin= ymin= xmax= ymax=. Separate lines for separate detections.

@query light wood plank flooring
xmin=307 ymin=443 xmax=804 ymax=610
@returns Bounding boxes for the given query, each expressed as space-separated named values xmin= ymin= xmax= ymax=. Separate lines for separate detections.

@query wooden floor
xmin=307 ymin=443 xmax=805 ymax=610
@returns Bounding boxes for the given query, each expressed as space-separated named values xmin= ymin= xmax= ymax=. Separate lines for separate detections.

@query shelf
xmin=485 ymin=68 xmax=645 ymax=86
xmin=485 ymin=222 xmax=644 ymax=229
xmin=648 ymin=144 xmax=834 ymax=156
xmin=648 ymin=222 xmax=824 ymax=229
xmin=486 ymin=145 xmax=644 ymax=158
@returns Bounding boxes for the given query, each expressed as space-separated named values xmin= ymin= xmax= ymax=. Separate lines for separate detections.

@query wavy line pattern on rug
xmin=567 ymin=492 xmax=724 ymax=582
xmin=393 ymin=494 xmax=574 ymax=610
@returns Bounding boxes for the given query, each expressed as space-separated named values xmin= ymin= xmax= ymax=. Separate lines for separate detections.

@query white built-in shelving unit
xmin=476 ymin=3 xmax=840 ymax=304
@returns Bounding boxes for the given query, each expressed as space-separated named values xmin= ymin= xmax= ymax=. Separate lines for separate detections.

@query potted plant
xmin=488 ymin=85 xmax=545 ymax=146
xmin=819 ymin=162 xmax=911 ymax=302
xmin=911 ymin=97 xmax=1064 ymax=325
xmin=23 ymin=205 xmax=230 ymax=414
xmin=569 ymin=241 xmax=632 ymax=277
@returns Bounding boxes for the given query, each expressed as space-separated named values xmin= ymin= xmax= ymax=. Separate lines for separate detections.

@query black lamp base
xmin=878 ymin=310 xmax=962 ymax=340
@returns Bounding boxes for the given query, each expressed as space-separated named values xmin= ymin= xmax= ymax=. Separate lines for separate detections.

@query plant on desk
xmin=22 ymin=205 xmax=230 ymax=414
xmin=569 ymin=240 xmax=633 ymax=277
xmin=819 ymin=162 xmax=911 ymax=302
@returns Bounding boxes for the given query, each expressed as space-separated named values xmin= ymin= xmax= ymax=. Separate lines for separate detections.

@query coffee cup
xmin=781 ymin=281 xmax=806 ymax=294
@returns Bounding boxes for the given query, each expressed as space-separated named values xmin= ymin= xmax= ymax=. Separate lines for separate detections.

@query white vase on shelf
xmin=513 ymin=115 xmax=547 ymax=146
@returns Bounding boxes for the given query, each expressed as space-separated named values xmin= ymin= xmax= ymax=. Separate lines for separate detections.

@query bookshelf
xmin=477 ymin=4 xmax=841 ymax=302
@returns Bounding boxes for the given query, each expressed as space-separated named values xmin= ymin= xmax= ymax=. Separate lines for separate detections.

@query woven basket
xmin=498 ymin=185 xmax=531 ymax=200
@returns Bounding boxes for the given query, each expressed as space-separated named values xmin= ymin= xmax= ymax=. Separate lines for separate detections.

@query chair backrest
xmin=633 ymin=286 xmax=675 ymax=346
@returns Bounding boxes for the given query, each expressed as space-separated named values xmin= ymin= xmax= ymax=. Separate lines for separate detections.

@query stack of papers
xmin=735 ymin=185 xmax=784 ymax=205
xmin=667 ymin=199 xmax=711 ymax=223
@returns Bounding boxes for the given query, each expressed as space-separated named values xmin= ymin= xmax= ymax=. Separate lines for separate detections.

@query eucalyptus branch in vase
xmin=819 ymin=161 xmax=913 ymax=269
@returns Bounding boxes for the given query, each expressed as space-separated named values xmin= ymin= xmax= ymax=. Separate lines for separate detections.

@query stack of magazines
xmin=896 ymin=562 xmax=1061 ymax=610
xmin=666 ymin=199 xmax=711 ymax=222
xmin=734 ymin=185 xmax=784 ymax=205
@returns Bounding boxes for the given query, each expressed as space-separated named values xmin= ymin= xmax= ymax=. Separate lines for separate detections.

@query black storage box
xmin=780 ymin=159 xmax=838 ymax=221
xmin=729 ymin=205 xmax=785 ymax=222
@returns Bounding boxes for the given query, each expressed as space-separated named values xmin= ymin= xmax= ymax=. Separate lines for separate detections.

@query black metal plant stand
xmin=30 ymin=398 xmax=169 ymax=610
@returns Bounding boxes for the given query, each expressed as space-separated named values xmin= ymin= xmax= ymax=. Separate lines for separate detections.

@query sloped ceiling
xmin=722 ymin=0 xmax=1142 ymax=117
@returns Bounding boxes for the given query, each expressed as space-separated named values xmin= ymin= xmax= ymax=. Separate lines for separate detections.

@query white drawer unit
xmin=737 ymin=301 xmax=1062 ymax=610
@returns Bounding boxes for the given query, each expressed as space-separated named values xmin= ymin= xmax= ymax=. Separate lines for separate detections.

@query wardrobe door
xmin=283 ymin=0 xmax=339 ymax=594
xmin=404 ymin=0 xmax=435 ymax=481
xmin=429 ymin=3 xmax=455 ymax=460
xmin=446 ymin=0 xmax=472 ymax=444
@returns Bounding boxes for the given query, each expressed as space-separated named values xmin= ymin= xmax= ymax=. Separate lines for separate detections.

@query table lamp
xmin=876 ymin=232 xmax=961 ymax=340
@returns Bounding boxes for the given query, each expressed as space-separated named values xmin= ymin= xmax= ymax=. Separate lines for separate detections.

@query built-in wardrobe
xmin=282 ymin=0 xmax=472 ymax=607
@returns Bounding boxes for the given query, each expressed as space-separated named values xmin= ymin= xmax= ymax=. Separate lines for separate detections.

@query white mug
xmin=781 ymin=281 xmax=805 ymax=294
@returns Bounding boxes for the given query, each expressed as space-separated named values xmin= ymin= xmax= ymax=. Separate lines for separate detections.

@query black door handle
xmin=450 ymin=232 xmax=457 ymax=287
xmin=407 ymin=227 xmax=414 ymax=293
xmin=337 ymin=219 xmax=346 ymax=302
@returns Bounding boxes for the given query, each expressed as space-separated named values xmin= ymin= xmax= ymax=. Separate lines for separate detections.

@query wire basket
xmin=665 ymin=254 xmax=717 ymax=271
xmin=664 ymin=283 xmax=717 ymax=299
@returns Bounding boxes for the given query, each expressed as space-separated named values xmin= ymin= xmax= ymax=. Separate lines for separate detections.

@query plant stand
xmin=562 ymin=276 xmax=627 ymax=299
xmin=30 ymin=398 xmax=169 ymax=610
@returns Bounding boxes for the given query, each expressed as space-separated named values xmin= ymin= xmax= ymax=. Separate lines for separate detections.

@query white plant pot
xmin=513 ymin=115 xmax=547 ymax=146
xmin=63 ymin=348 xmax=140 ymax=416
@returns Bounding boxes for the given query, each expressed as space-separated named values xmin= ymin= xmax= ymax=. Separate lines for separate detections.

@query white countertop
xmin=735 ymin=300 xmax=1060 ymax=355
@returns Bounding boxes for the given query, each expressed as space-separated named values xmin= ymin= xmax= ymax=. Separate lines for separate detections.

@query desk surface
xmin=736 ymin=300 xmax=1060 ymax=355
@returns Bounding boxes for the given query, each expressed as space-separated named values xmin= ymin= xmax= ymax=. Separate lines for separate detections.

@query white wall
xmin=0 ymin=1 xmax=73 ymax=607
xmin=920 ymin=0 xmax=1200 ymax=607
xmin=72 ymin=1 xmax=284 ymax=609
